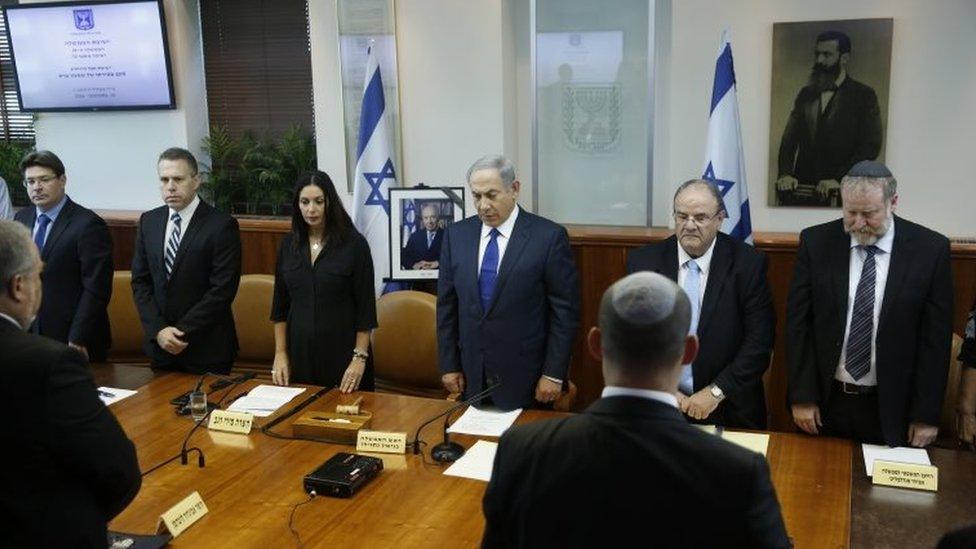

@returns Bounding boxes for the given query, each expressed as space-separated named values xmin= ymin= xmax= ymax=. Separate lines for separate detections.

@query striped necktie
xmin=845 ymin=245 xmax=878 ymax=381
xmin=165 ymin=212 xmax=182 ymax=279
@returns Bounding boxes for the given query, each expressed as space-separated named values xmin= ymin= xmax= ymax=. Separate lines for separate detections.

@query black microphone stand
xmin=141 ymin=372 xmax=253 ymax=477
xmin=411 ymin=381 xmax=501 ymax=462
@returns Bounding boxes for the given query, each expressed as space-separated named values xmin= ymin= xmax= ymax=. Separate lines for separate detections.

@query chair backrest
xmin=106 ymin=270 xmax=145 ymax=362
xmin=372 ymin=290 xmax=445 ymax=398
xmin=939 ymin=333 xmax=965 ymax=439
xmin=232 ymin=274 xmax=276 ymax=368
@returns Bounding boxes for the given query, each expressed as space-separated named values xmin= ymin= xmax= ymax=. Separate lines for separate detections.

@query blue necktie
xmin=165 ymin=213 xmax=182 ymax=280
xmin=845 ymin=245 xmax=878 ymax=381
xmin=679 ymin=259 xmax=701 ymax=394
xmin=427 ymin=231 xmax=434 ymax=249
xmin=33 ymin=213 xmax=51 ymax=252
xmin=479 ymin=228 xmax=501 ymax=311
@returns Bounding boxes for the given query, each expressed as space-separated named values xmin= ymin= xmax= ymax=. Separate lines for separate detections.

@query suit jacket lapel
xmin=829 ymin=222 xmax=851 ymax=333
xmin=485 ymin=213 xmax=531 ymax=317
xmin=40 ymin=199 xmax=77 ymax=261
xmin=465 ymin=221 xmax=486 ymax=317
xmin=878 ymin=217 xmax=909 ymax=333
xmin=660 ymin=236 xmax=679 ymax=282
xmin=698 ymin=236 xmax=732 ymax=335
xmin=168 ymin=201 xmax=211 ymax=281
xmin=805 ymin=93 xmax=820 ymax=142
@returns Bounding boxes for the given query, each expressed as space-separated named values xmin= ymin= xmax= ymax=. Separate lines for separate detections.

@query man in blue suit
xmin=437 ymin=155 xmax=580 ymax=410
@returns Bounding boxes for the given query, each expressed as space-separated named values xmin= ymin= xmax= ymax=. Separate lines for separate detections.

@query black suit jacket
xmin=787 ymin=216 xmax=953 ymax=446
xmin=437 ymin=209 xmax=580 ymax=409
xmin=401 ymin=227 xmax=443 ymax=268
xmin=131 ymin=200 xmax=241 ymax=372
xmin=15 ymin=198 xmax=113 ymax=361
xmin=777 ymin=76 xmax=883 ymax=206
xmin=626 ymin=233 xmax=775 ymax=428
xmin=482 ymin=395 xmax=791 ymax=548
xmin=0 ymin=319 xmax=140 ymax=546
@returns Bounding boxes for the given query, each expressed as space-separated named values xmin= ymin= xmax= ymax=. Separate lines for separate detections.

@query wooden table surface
xmin=98 ymin=365 xmax=853 ymax=548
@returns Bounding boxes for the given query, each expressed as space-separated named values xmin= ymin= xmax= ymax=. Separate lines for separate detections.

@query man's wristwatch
xmin=709 ymin=384 xmax=725 ymax=401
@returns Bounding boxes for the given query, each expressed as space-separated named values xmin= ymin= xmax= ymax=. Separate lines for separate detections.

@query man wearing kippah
xmin=787 ymin=160 xmax=953 ymax=447
xmin=483 ymin=272 xmax=790 ymax=548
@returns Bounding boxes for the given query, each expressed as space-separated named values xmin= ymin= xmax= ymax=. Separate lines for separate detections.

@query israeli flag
xmin=353 ymin=45 xmax=399 ymax=294
xmin=703 ymin=29 xmax=752 ymax=244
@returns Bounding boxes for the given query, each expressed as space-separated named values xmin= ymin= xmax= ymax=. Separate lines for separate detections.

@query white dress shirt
xmin=0 ymin=312 xmax=23 ymax=330
xmin=163 ymin=194 xmax=201 ymax=257
xmin=834 ymin=222 xmax=895 ymax=386
xmin=676 ymin=237 xmax=717 ymax=310
xmin=477 ymin=204 xmax=520 ymax=272
xmin=602 ymin=386 xmax=679 ymax=408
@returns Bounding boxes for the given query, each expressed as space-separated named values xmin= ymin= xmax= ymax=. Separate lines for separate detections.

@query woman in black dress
xmin=270 ymin=171 xmax=377 ymax=392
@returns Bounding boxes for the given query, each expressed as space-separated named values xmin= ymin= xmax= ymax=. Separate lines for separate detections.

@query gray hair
xmin=673 ymin=179 xmax=727 ymax=216
xmin=599 ymin=272 xmax=691 ymax=373
xmin=0 ymin=220 xmax=35 ymax=288
xmin=841 ymin=176 xmax=897 ymax=202
xmin=466 ymin=154 xmax=516 ymax=189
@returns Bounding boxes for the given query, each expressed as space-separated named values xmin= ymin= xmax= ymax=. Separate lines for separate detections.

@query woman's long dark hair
xmin=290 ymin=170 xmax=354 ymax=251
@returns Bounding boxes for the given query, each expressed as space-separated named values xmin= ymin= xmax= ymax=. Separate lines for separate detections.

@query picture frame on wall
xmin=768 ymin=18 xmax=893 ymax=208
xmin=388 ymin=186 xmax=466 ymax=281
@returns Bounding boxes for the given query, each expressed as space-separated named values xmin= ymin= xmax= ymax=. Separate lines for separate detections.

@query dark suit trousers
xmin=821 ymin=385 xmax=884 ymax=444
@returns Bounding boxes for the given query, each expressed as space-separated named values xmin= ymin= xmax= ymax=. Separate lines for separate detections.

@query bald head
xmin=597 ymin=272 xmax=692 ymax=380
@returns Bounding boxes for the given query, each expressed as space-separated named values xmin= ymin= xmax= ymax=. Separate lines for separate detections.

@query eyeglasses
xmin=673 ymin=211 xmax=722 ymax=226
xmin=22 ymin=175 xmax=59 ymax=188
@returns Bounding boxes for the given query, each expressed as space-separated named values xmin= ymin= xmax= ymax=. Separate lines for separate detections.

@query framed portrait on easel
xmin=388 ymin=186 xmax=466 ymax=281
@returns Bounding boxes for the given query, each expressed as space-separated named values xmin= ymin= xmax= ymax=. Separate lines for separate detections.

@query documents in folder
xmin=442 ymin=440 xmax=498 ymax=482
xmin=227 ymin=385 xmax=306 ymax=417
xmin=862 ymin=444 xmax=931 ymax=476
xmin=446 ymin=407 xmax=522 ymax=437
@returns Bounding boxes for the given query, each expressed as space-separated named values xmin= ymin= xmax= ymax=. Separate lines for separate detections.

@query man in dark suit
xmin=776 ymin=30 xmax=883 ymax=207
xmin=0 ymin=220 xmax=140 ymax=546
xmin=787 ymin=160 xmax=952 ymax=447
xmin=438 ymin=154 xmax=580 ymax=410
xmin=482 ymin=272 xmax=790 ymax=548
xmin=401 ymin=203 xmax=443 ymax=269
xmin=627 ymin=179 xmax=774 ymax=428
xmin=15 ymin=150 xmax=113 ymax=361
xmin=131 ymin=147 xmax=241 ymax=374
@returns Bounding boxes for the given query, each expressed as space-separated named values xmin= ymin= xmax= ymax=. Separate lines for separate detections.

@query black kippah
xmin=846 ymin=160 xmax=892 ymax=178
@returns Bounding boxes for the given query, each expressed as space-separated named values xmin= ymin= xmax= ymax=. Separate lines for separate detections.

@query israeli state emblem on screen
xmin=562 ymin=84 xmax=620 ymax=154
xmin=73 ymin=9 xmax=94 ymax=31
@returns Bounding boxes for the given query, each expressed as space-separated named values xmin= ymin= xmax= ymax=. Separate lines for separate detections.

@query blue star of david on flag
xmin=363 ymin=158 xmax=396 ymax=214
xmin=702 ymin=162 xmax=733 ymax=198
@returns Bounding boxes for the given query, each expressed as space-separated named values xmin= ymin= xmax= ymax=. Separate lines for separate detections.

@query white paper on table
xmin=721 ymin=431 xmax=770 ymax=457
xmin=442 ymin=440 xmax=498 ymax=482
xmin=862 ymin=444 xmax=931 ymax=476
xmin=97 ymin=387 xmax=137 ymax=406
xmin=226 ymin=385 xmax=305 ymax=417
xmin=446 ymin=407 xmax=522 ymax=437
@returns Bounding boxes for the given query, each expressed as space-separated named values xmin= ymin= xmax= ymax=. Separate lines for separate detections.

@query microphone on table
xmin=141 ymin=371 xmax=256 ymax=476
xmin=412 ymin=376 xmax=501 ymax=463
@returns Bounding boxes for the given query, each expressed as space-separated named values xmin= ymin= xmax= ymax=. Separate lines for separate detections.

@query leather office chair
xmin=106 ymin=270 xmax=148 ymax=364
xmin=231 ymin=274 xmax=276 ymax=380
xmin=938 ymin=333 xmax=965 ymax=443
xmin=553 ymin=380 xmax=577 ymax=412
xmin=372 ymin=290 xmax=447 ymax=399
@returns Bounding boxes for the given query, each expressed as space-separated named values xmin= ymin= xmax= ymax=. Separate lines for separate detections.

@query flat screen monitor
xmin=3 ymin=0 xmax=176 ymax=112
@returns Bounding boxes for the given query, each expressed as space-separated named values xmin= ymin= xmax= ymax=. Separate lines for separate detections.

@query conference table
xmin=95 ymin=364 xmax=974 ymax=548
